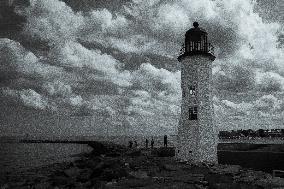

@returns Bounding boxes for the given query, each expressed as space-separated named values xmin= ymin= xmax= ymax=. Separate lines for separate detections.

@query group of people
xmin=128 ymin=135 xmax=168 ymax=149
xmin=128 ymin=140 xmax=138 ymax=148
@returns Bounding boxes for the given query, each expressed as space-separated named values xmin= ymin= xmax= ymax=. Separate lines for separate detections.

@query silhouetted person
xmin=164 ymin=135 xmax=168 ymax=147
xmin=151 ymin=138 xmax=154 ymax=149
xmin=145 ymin=139 xmax=149 ymax=148
xmin=134 ymin=140 xmax=138 ymax=148
xmin=129 ymin=140 xmax=133 ymax=148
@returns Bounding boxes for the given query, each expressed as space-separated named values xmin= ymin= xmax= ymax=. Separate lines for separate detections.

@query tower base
xmin=175 ymin=123 xmax=218 ymax=164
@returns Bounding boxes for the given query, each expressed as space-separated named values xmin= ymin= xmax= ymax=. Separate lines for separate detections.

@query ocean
xmin=0 ymin=135 xmax=176 ymax=181
xmin=0 ymin=142 xmax=92 ymax=181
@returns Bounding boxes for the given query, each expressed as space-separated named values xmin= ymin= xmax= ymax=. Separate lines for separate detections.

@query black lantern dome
xmin=178 ymin=22 xmax=215 ymax=61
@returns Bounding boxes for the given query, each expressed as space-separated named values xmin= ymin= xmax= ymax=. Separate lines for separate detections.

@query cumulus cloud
xmin=255 ymin=71 xmax=284 ymax=92
xmin=219 ymin=94 xmax=283 ymax=116
xmin=2 ymin=88 xmax=48 ymax=109
xmin=213 ymin=93 xmax=284 ymax=130
xmin=122 ymin=63 xmax=181 ymax=126
xmin=253 ymin=94 xmax=282 ymax=112
xmin=0 ymin=38 xmax=77 ymax=113
xmin=0 ymin=38 xmax=64 ymax=80
xmin=85 ymin=9 xmax=129 ymax=36
xmin=131 ymin=63 xmax=181 ymax=96
xmin=21 ymin=0 xmax=84 ymax=45
xmin=69 ymin=95 xmax=84 ymax=107
xmin=128 ymin=91 xmax=180 ymax=117
xmin=221 ymin=99 xmax=252 ymax=116
xmin=213 ymin=60 xmax=255 ymax=92
xmin=43 ymin=81 xmax=72 ymax=97
xmin=48 ymin=41 xmax=132 ymax=88
xmin=0 ymin=38 xmax=131 ymax=116
xmin=0 ymin=38 xmax=37 ymax=80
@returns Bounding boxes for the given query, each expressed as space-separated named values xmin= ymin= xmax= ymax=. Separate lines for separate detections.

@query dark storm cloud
xmin=213 ymin=63 xmax=255 ymax=92
xmin=64 ymin=0 xmax=131 ymax=13
xmin=256 ymin=0 xmax=284 ymax=24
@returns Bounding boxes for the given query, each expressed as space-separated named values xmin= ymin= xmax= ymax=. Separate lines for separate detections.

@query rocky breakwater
xmin=2 ymin=141 xmax=284 ymax=189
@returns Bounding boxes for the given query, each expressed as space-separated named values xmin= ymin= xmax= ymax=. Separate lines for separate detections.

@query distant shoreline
xmin=219 ymin=138 xmax=284 ymax=144
xmin=1 ymin=135 xmax=284 ymax=144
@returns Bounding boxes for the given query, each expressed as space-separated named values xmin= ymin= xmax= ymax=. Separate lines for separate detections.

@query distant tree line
xmin=219 ymin=129 xmax=284 ymax=139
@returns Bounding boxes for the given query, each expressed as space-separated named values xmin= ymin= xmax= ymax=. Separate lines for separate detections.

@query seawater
xmin=0 ymin=143 xmax=92 ymax=180
xmin=0 ymin=134 xmax=177 ymax=177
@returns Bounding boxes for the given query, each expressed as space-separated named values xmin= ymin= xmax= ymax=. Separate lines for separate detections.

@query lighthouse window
xmin=189 ymin=106 xmax=198 ymax=120
xmin=189 ymin=86 xmax=196 ymax=96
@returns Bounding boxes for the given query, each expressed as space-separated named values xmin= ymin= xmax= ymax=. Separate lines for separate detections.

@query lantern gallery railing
xmin=179 ymin=42 xmax=214 ymax=56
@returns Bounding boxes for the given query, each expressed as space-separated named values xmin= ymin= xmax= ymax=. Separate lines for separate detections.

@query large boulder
xmin=210 ymin=164 xmax=242 ymax=175
xmin=88 ymin=141 xmax=127 ymax=156
xmin=63 ymin=167 xmax=81 ymax=178
xmin=33 ymin=182 xmax=52 ymax=189
xmin=129 ymin=170 xmax=149 ymax=179
xmin=101 ymin=168 xmax=128 ymax=181
xmin=91 ymin=161 xmax=105 ymax=177
xmin=162 ymin=164 xmax=179 ymax=171
xmin=88 ymin=141 xmax=108 ymax=156
xmin=126 ymin=150 xmax=142 ymax=157
xmin=271 ymin=177 xmax=284 ymax=188
xmin=51 ymin=175 xmax=74 ymax=187
xmin=152 ymin=147 xmax=175 ymax=157
xmin=76 ymin=168 xmax=93 ymax=183
xmin=84 ymin=157 xmax=102 ymax=169
xmin=117 ymin=178 xmax=153 ymax=188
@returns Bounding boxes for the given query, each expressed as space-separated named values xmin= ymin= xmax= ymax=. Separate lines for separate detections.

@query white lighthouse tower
xmin=176 ymin=22 xmax=217 ymax=163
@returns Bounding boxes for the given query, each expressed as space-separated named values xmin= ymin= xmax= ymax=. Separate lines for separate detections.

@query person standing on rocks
xmin=145 ymin=139 xmax=149 ymax=148
xmin=134 ymin=140 xmax=138 ymax=148
xmin=151 ymin=138 xmax=154 ymax=149
xmin=129 ymin=140 xmax=133 ymax=148
xmin=164 ymin=135 xmax=168 ymax=148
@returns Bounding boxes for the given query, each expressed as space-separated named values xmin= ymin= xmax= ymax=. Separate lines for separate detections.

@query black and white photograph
xmin=0 ymin=0 xmax=284 ymax=188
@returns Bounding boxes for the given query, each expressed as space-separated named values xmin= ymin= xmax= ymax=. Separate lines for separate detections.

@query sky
xmin=0 ymin=0 xmax=283 ymax=136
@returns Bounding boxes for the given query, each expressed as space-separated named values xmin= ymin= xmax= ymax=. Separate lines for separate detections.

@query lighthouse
xmin=176 ymin=22 xmax=217 ymax=163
